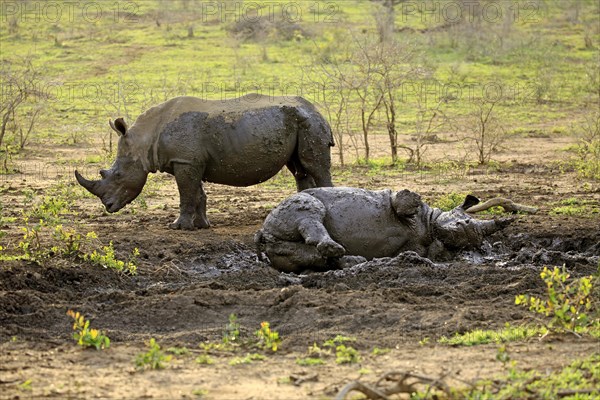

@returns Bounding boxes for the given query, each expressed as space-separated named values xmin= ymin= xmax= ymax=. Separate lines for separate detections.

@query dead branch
xmin=466 ymin=197 xmax=538 ymax=214
xmin=334 ymin=381 xmax=389 ymax=400
xmin=335 ymin=370 xmax=451 ymax=400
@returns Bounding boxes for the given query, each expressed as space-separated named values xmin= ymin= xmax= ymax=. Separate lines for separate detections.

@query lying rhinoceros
xmin=75 ymin=94 xmax=334 ymax=229
xmin=255 ymin=187 xmax=513 ymax=273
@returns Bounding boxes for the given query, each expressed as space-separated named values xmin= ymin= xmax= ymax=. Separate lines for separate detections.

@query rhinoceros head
xmin=433 ymin=195 xmax=512 ymax=249
xmin=75 ymin=118 xmax=148 ymax=213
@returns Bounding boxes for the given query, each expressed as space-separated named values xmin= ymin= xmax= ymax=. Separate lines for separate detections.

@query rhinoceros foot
xmin=332 ymin=255 xmax=367 ymax=269
xmin=316 ymin=240 xmax=346 ymax=257
xmin=169 ymin=215 xmax=196 ymax=230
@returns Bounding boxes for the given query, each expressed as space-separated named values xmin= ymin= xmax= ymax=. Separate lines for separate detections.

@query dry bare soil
xmin=1 ymin=136 xmax=599 ymax=399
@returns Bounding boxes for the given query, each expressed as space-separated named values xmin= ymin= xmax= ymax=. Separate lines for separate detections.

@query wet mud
xmin=1 ymin=208 xmax=598 ymax=350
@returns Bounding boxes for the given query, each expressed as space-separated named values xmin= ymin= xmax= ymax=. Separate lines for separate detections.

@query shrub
xmin=66 ymin=310 xmax=110 ymax=350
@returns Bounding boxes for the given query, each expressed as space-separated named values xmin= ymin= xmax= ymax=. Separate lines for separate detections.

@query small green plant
xmin=322 ymin=335 xmax=360 ymax=364
xmin=17 ymin=221 xmax=45 ymax=262
xmin=515 ymin=266 xmax=596 ymax=335
xmin=166 ymin=347 xmax=190 ymax=356
xmin=438 ymin=323 xmax=547 ymax=346
xmin=135 ymin=338 xmax=172 ymax=371
xmin=371 ymin=346 xmax=391 ymax=355
xmin=195 ymin=354 xmax=215 ymax=365
xmin=295 ymin=357 xmax=325 ymax=366
xmin=222 ymin=313 xmax=240 ymax=344
xmin=85 ymin=242 xmax=139 ymax=275
xmin=66 ymin=310 xmax=110 ymax=350
xmin=192 ymin=388 xmax=208 ymax=398
xmin=28 ymin=195 xmax=70 ymax=224
xmin=323 ymin=335 xmax=356 ymax=347
xmin=495 ymin=345 xmax=511 ymax=368
xmin=431 ymin=192 xmax=467 ymax=211
xmin=199 ymin=341 xmax=235 ymax=352
xmin=335 ymin=344 xmax=360 ymax=364
xmin=550 ymin=198 xmax=599 ymax=216
xmin=255 ymin=321 xmax=280 ymax=352
xmin=456 ymin=354 xmax=600 ymax=399
xmin=51 ymin=226 xmax=96 ymax=257
xmin=229 ymin=353 xmax=265 ymax=366
xmin=17 ymin=379 xmax=32 ymax=392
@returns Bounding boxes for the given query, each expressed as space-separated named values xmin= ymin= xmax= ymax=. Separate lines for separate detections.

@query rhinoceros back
xmin=146 ymin=95 xmax=318 ymax=185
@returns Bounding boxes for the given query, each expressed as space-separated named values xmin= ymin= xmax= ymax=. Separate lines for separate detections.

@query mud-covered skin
xmin=75 ymin=94 xmax=334 ymax=229
xmin=256 ymin=187 xmax=512 ymax=273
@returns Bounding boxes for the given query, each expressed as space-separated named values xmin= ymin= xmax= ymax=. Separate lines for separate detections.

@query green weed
xmin=295 ymin=357 xmax=325 ymax=366
xmin=228 ymin=353 xmax=265 ymax=366
xmin=222 ymin=313 xmax=240 ymax=344
xmin=515 ymin=266 xmax=597 ymax=336
xmin=431 ymin=192 xmax=468 ymax=211
xmin=550 ymin=198 xmax=600 ymax=216
xmin=254 ymin=321 xmax=280 ymax=352
xmin=166 ymin=347 xmax=190 ymax=356
xmin=195 ymin=354 xmax=215 ymax=365
xmin=334 ymin=344 xmax=360 ymax=365
xmin=322 ymin=335 xmax=360 ymax=364
xmin=459 ymin=354 xmax=600 ymax=399
xmin=438 ymin=324 xmax=547 ymax=346
xmin=84 ymin=242 xmax=139 ymax=275
xmin=135 ymin=338 xmax=172 ymax=371
xmin=371 ymin=347 xmax=391 ymax=355
xmin=17 ymin=379 xmax=32 ymax=392
xmin=66 ymin=310 xmax=110 ymax=350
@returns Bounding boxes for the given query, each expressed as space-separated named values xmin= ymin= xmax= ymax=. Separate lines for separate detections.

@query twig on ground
xmin=335 ymin=370 xmax=451 ymax=400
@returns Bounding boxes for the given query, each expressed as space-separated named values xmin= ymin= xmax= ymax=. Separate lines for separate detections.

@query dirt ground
xmin=0 ymin=136 xmax=599 ymax=399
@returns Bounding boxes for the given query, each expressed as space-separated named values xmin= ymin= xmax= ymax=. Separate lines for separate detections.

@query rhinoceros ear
xmin=109 ymin=117 xmax=128 ymax=136
xmin=461 ymin=195 xmax=480 ymax=210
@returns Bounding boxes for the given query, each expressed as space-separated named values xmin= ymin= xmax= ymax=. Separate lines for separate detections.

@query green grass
xmin=457 ymin=354 xmax=600 ymax=399
xmin=1 ymin=0 xmax=598 ymax=166
xmin=438 ymin=324 xmax=548 ymax=346
xmin=550 ymin=198 xmax=600 ymax=216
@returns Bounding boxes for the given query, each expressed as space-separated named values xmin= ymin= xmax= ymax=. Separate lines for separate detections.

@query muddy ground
xmin=0 ymin=137 xmax=599 ymax=399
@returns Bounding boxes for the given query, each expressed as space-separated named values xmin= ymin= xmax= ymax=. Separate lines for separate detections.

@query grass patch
xmin=438 ymin=324 xmax=547 ymax=346
xmin=550 ymin=198 xmax=600 ymax=216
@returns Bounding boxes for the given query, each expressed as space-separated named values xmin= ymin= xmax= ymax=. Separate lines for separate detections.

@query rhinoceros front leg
xmin=170 ymin=163 xmax=206 ymax=230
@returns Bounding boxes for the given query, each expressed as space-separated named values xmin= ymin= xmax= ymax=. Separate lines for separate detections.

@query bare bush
xmin=460 ymin=98 xmax=507 ymax=165
xmin=399 ymin=98 xmax=451 ymax=167
xmin=0 ymin=57 xmax=48 ymax=152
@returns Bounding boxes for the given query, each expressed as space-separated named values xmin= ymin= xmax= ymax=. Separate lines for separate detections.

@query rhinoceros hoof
xmin=316 ymin=240 xmax=345 ymax=257
xmin=169 ymin=217 xmax=196 ymax=230
xmin=194 ymin=217 xmax=211 ymax=229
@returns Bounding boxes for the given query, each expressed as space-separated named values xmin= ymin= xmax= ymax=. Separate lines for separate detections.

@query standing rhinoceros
xmin=75 ymin=94 xmax=334 ymax=229
xmin=255 ymin=187 xmax=513 ymax=273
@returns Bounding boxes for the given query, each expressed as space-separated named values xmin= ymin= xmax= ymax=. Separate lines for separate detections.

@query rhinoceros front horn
xmin=75 ymin=170 xmax=104 ymax=197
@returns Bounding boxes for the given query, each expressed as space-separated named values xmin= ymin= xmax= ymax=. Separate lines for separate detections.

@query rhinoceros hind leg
xmin=298 ymin=219 xmax=345 ymax=257
xmin=193 ymin=183 xmax=210 ymax=228
xmin=293 ymin=112 xmax=334 ymax=189
xmin=286 ymin=160 xmax=317 ymax=191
